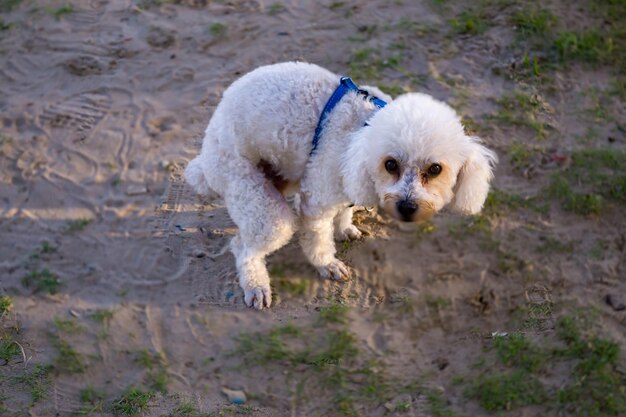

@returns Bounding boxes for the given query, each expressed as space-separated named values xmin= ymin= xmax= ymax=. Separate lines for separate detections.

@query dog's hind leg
xmin=333 ymin=205 xmax=362 ymax=241
xmin=225 ymin=161 xmax=297 ymax=310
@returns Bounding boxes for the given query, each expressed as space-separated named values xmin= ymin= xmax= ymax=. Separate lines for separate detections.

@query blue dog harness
xmin=310 ymin=76 xmax=387 ymax=155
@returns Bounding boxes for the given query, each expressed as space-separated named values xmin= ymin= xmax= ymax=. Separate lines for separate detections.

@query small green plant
xmin=546 ymin=149 xmax=625 ymax=214
xmin=52 ymin=336 xmax=85 ymax=373
xmin=273 ymin=276 xmax=309 ymax=296
xmin=509 ymin=142 xmax=535 ymax=173
xmin=0 ymin=19 xmax=11 ymax=31
xmin=425 ymin=295 xmax=451 ymax=312
xmin=79 ymin=386 xmax=104 ymax=415
xmin=554 ymin=30 xmax=617 ymax=64
xmin=21 ymin=269 xmax=62 ymax=294
xmin=492 ymin=91 xmax=549 ymax=138
xmin=234 ymin=325 xmax=299 ymax=365
xmin=147 ymin=368 xmax=169 ymax=393
xmin=555 ymin=312 xmax=626 ymax=416
xmin=482 ymin=189 xmax=540 ymax=217
xmin=135 ymin=349 xmax=166 ymax=369
xmin=535 ymin=236 xmax=574 ymax=253
xmin=511 ymin=8 xmax=556 ymax=38
xmin=112 ymin=386 xmax=153 ymax=417
xmin=268 ymin=2 xmax=284 ymax=15
xmin=51 ymin=4 xmax=73 ymax=19
xmin=427 ymin=390 xmax=462 ymax=417
xmin=450 ymin=9 xmax=488 ymax=35
xmin=0 ymin=295 xmax=13 ymax=317
xmin=66 ymin=218 xmax=92 ymax=232
xmin=169 ymin=401 xmax=198 ymax=417
xmin=0 ymin=0 xmax=21 ymax=13
xmin=468 ymin=369 xmax=547 ymax=411
xmin=548 ymin=176 xmax=604 ymax=215
xmin=318 ymin=303 xmax=350 ymax=324
xmin=0 ymin=335 xmax=20 ymax=362
xmin=53 ymin=317 xmax=85 ymax=334
xmin=493 ymin=334 xmax=545 ymax=372
xmin=12 ymin=364 xmax=53 ymax=404
xmin=90 ymin=309 xmax=114 ymax=339
xmin=209 ymin=22 xmax=226 ymax=37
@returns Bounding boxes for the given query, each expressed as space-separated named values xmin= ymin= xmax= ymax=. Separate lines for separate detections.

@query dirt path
xmin=1 ymin=1 xmax=624 ymax=416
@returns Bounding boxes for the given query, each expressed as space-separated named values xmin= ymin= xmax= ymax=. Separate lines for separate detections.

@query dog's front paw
xmin=318 ymin=259 xmax=351 ymax=281
xmin=335 ymin=225 xmax=362 ymax=241
xmin=243 ymin=284 xmax=272 ymax=310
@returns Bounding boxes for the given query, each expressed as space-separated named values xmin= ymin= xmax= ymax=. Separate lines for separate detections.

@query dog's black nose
xmin=397 ymin=200 xmax=417 ymax=221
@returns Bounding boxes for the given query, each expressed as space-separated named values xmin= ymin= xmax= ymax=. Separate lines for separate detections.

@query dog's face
xmin=342 ymin=93 xmax=497 ymax=220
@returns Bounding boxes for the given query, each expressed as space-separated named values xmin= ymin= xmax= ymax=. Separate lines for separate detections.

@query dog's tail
xmin=184 ymin=157 xmax=213 ymax=195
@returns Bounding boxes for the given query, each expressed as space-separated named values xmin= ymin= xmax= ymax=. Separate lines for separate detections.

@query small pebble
xmin=125 ymin=184 xmax=148 ymax=196
xmin=221 ymin=387 xmax=246 ymax=405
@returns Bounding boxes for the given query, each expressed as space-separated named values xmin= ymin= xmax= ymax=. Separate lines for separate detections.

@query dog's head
xmin=341 ymin=93 xmax=497 ymax=222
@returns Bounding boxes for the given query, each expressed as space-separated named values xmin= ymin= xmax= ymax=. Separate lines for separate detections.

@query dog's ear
xmin=341 ymin=134 xmax=378 ymax=206
xmin=450 ymin=137 xmax=497 ymax=214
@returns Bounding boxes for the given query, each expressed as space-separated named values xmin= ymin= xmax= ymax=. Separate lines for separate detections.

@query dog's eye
xmin=427 ymin=163 xmax=442 ymax=177
xmin=385 ymin=159 xmax=399 ymax=174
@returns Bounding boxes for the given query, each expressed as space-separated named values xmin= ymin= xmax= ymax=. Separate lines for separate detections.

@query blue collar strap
xmin=310 ymin=76 xmax=387 ymax=155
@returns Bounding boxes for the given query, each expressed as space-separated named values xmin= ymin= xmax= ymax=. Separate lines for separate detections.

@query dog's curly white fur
xmin=185 ymin=62 xmax=497 ymax=309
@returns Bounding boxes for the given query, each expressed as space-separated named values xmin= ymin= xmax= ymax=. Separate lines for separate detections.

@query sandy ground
xmin=1 ymin=0 xmax=625 ymax=416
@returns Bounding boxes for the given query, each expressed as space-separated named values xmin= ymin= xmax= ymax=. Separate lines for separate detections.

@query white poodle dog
xmin=185 ymin=61 xmax=496 ymax=310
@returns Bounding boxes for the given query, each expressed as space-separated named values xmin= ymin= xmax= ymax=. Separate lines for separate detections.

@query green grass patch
xmin=492 ymin=91 xmax=550 ymax=138
xmin=468 ymin=369 xmax=547 ymax=411
xmin=348 ymin=48 xmax=403 ymax=83
xmin=268 ymin=2 xmax=284 ymax=15
xmin=494 ymin=334 xmax=546 ymax=372
xmin=548 ymin=176 xmax=604 ymax=215
xmin=234 ymin=324 xmax=302 ymax=365
xmin=450 ymin=9 xmax=488 ymax=35
xmin=511 ymin=8 xmax=556 ymax=39
xmin=447 ymin=215 xmax=491 ymax=238
xmin=51 ymin=336 xmax=85 ymax=373
xmin=147 ymin=368 xmax=169 ymax=393
xmin=53 ymin=317 xmax=85 ymax=334
xmin=135 ymin=349 xmax=166 ymax=369
xmin=0 ymin=0 xmax=21 ymax=13
xmin=554 ymin=30 xmax=618 ymax=65
xmin=467 ymin=309 xmax=625 ymax=414
xmin=426 ymin=390 xmax=462 ymax=417
xmin=555 ymin=313 xmax=626 ymax=416
xmin=51 ymin=4 xmax=73 ymax=19
xmin=21 ymin=269 xmax=62 ymax=294
xmin=169 ymin=401 xmax=199 ymax=417
xmin=0 ymin=295 xmax=13 ymax=317
xmin=425 ymin=295 xmax=451 ymax=312
xmin=318 ymin=303 xmax=350 ymax=324
xmin=0 ymin=335 xmax=20 ymax=362
xmin=273 ymin=276 xmax=309 ymax=296
xmin=90 ymin=308 xmax=114 ymax=323
xmin=112 ymin=386 xmax=153 ymax=417
xmin=509 ymin=142 xmax=536 ymax=173
xmin=79 ymin=386 xmax=104 ymax=415
xmin=12 ymin=364 xmax=53 ymax=405
xmin=535 ymin=236 xmax=574 ymax=253
xmin=547 ymin=148 xmax=625 ymax=214
xmin=230 ymin=321 xmax=394 ymax=414
xmin=66 ymin=217 xmax=92 ymax=232
xmin=482 ymin=189 xmax=543 ymax=216
xmin=209 ymin=22 xmax=226 ymax=37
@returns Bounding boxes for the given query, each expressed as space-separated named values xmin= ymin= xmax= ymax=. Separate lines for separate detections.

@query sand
xmin=1 ymin=0 xmax=625 ymax=416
